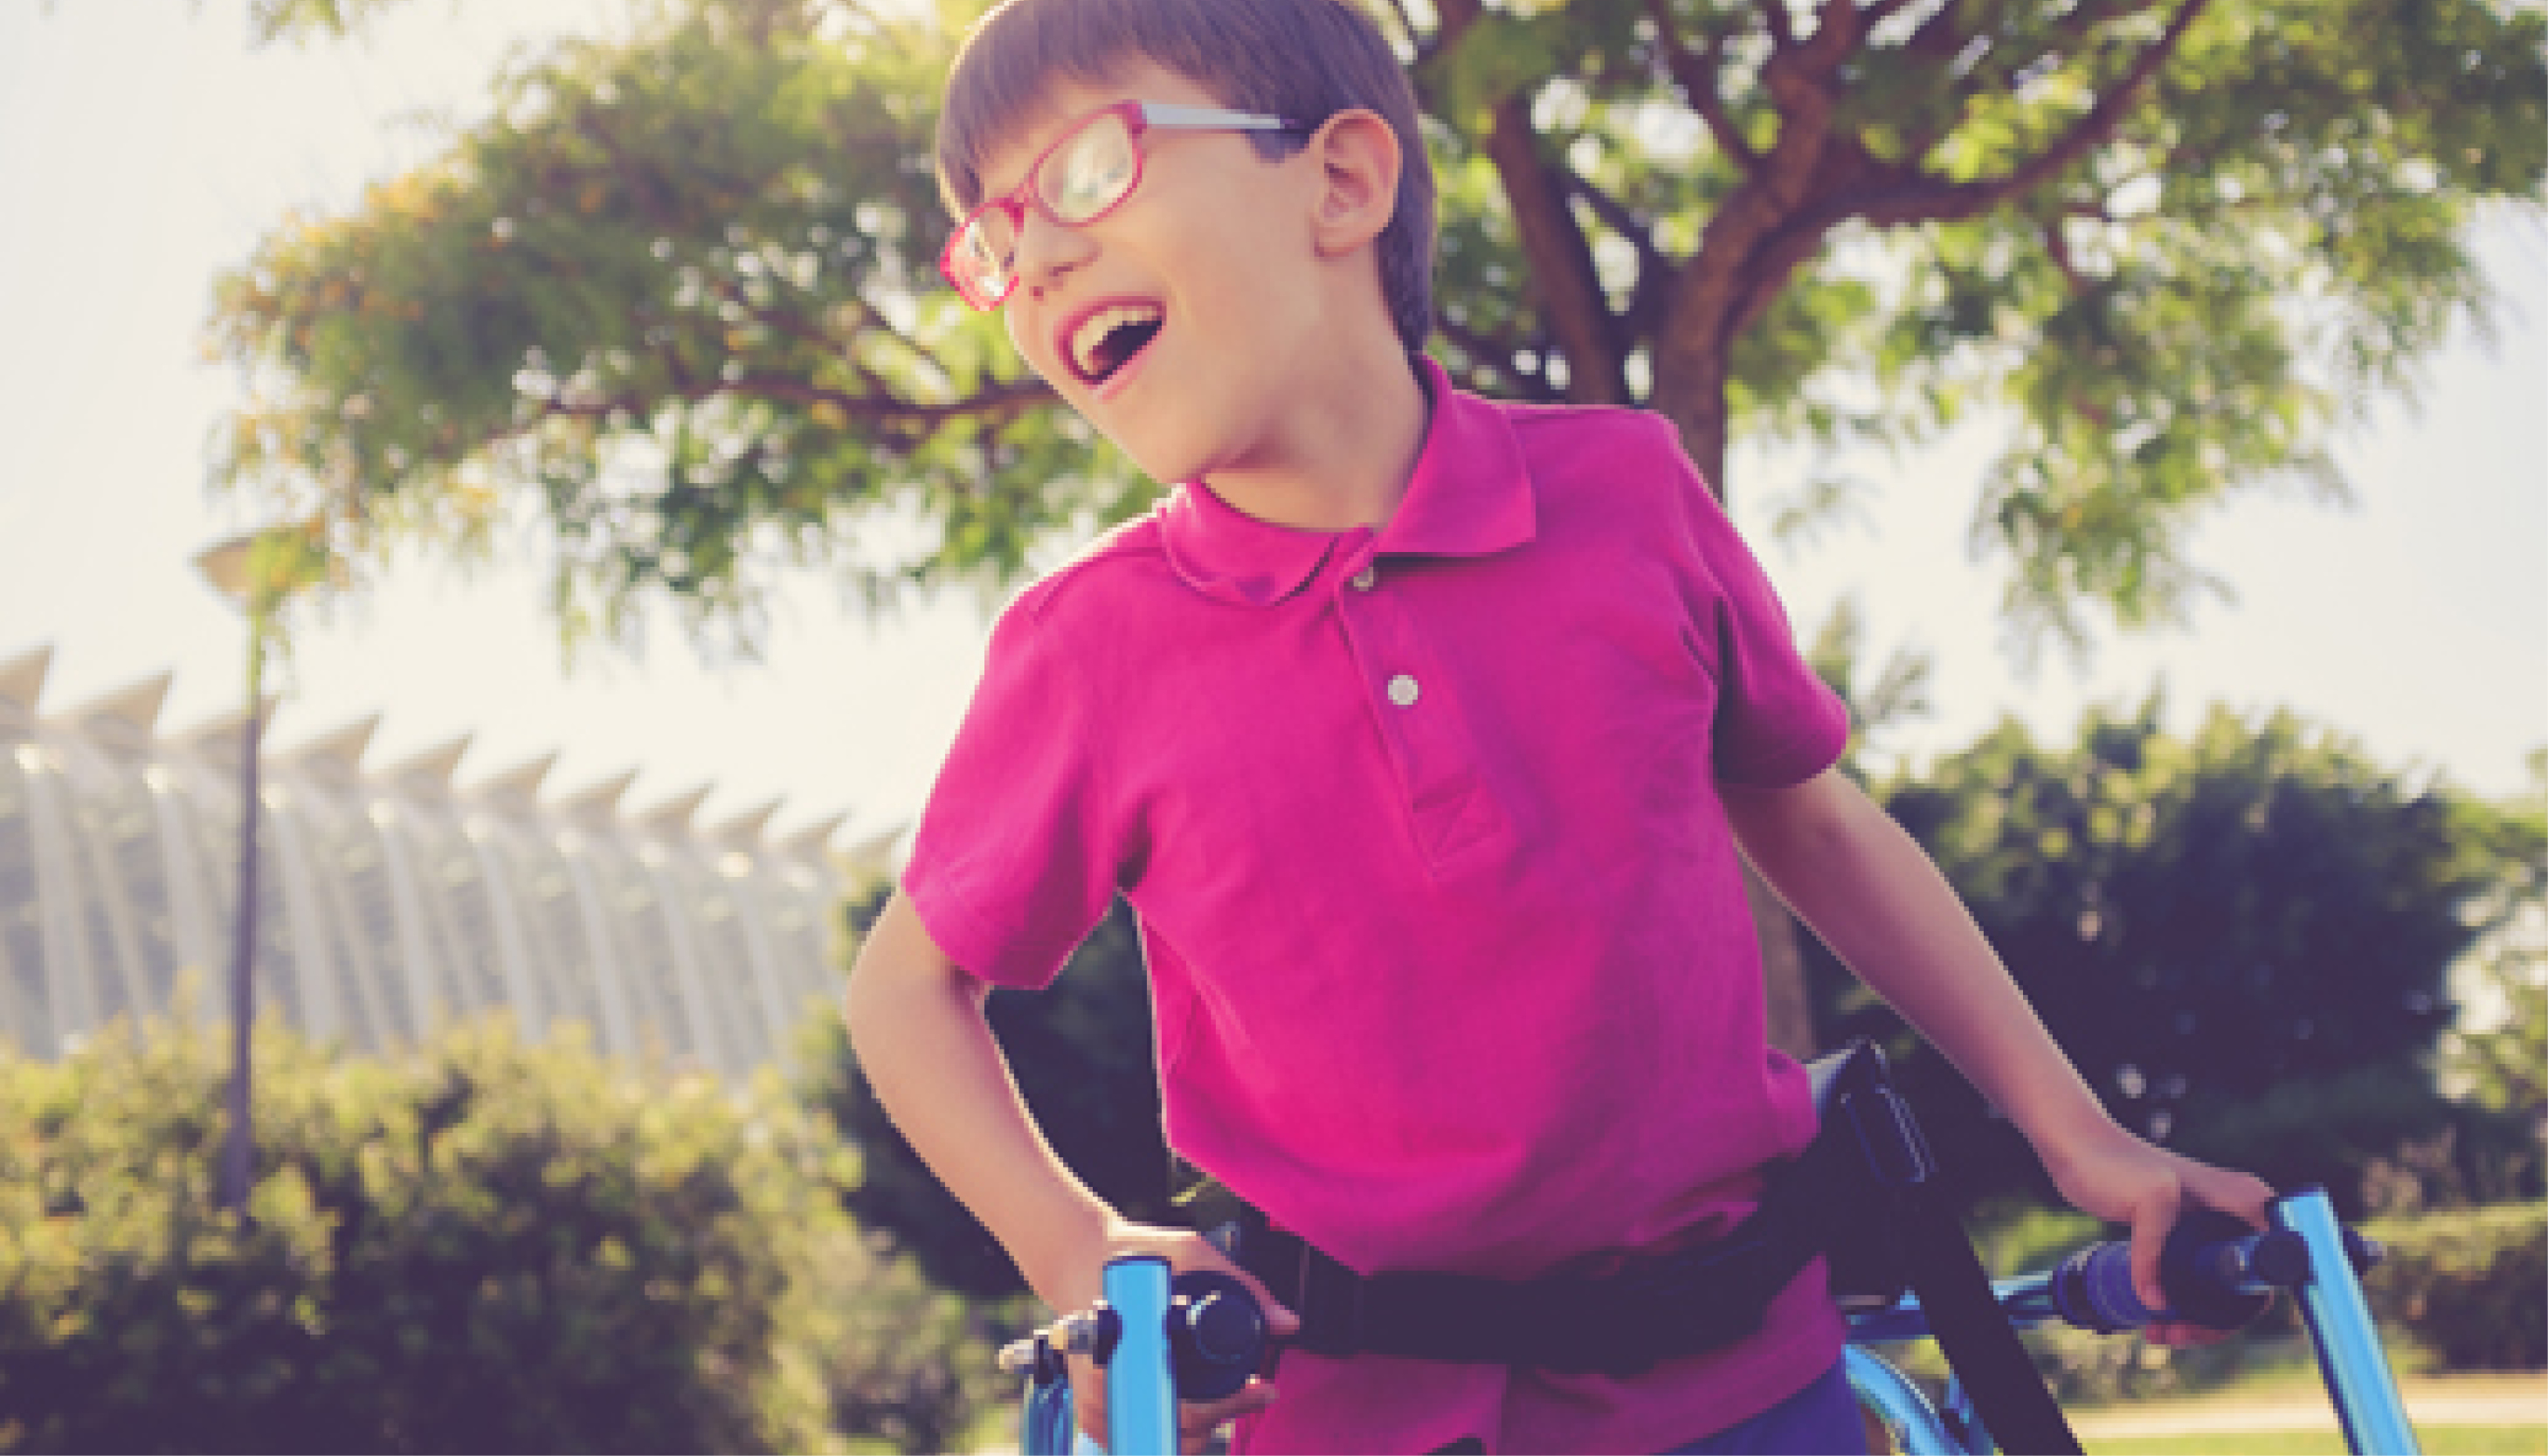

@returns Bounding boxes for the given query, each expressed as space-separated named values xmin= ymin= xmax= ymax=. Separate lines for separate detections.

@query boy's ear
xmin=1308 ymin=108 xmax=1401 ymax=259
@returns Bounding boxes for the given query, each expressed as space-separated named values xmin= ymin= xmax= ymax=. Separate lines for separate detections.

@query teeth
xmin=1069 ymin=303 xmax=1164 ymax=380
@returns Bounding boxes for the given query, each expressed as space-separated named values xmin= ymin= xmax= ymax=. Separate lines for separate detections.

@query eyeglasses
xmin=940 ymin=100 xmax=1303 ymax=310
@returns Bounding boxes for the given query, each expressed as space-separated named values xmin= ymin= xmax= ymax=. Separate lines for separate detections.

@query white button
xmin=1350 ymin=566 xmax=1377 ymax=591
xmin=1386 ymin=673 xmax=1420 ymax=707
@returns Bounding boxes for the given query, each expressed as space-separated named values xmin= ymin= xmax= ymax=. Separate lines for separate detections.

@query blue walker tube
xmin=1023 ymin=1369 xmax=1076 ymax=1456
xmin=2275 ymin=1187 xmax=2420 ymax=1456
xmin=1103 ymin=1256 xmax=1179 ymax=1456
xmin=1843 ymin=1344 xmax=1976 ymax=1455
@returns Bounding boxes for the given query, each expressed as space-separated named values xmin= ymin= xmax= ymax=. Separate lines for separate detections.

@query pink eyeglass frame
xmin=940 ymin=99 xmax=1303 ymax=310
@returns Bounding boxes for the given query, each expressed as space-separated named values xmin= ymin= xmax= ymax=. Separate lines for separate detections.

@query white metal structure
xmin=0 ymin=645 xmax=881 ymax=1075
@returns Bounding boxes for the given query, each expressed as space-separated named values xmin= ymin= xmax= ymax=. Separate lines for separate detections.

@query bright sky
xmin=3 ymin=1 xmax=2542 ymax=858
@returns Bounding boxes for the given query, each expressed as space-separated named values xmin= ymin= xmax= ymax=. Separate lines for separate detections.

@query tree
xmin=1808 ymin=699 xmax=2547 ymax=1213
xmin=1416 ymin=0 xmax=2544 ymax=651
xmin=211 ymin=0 xmax=2545 ymax=649
xmin=206 ymin=0 xmax=2542 ymax=1056
xmin=211 ymin=0 xmax=1114 ymax=647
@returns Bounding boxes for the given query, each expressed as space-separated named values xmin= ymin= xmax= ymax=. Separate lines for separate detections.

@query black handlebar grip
xmin=2048 ymin=1239 xmax=2151 ymax=1333
xmin=2050 ymin=1208 xmax=2277 ymax=1333
xmin=2158 ymin=1210 xmax=2279 ymax=1330
xmin=1168 ymin=1271 xmax=1267 ymax=1403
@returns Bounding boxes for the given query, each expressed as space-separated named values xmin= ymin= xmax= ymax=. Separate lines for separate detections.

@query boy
xmin=846 ymin=0 xmax=2275 ymax=1450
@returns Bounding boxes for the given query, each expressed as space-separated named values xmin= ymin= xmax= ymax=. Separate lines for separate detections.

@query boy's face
xmin=973 ymin=62 xmax=1342 ymax=488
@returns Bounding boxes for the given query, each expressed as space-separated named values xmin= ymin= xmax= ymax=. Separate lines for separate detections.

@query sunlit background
xmin=3 ymin=0 xmax=2541 ymax=859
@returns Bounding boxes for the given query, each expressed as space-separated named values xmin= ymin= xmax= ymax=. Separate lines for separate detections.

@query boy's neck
xmin=1194 ymin=338 xmax=1432 ymax=535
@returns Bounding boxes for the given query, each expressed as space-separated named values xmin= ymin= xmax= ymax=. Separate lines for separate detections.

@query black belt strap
xmin=1900 ymin=1198 xmax=2082 ymax=1455
xmin=1235 ymin=1204 xmax=1819 ymax=1377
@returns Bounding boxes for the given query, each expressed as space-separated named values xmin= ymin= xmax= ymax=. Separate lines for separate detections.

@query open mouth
xmin=1066 ymin=302 xmax=1164 ymax=388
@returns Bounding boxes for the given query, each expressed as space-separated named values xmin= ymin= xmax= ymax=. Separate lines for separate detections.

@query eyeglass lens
xmin=1045 ymin=112 xmax=1138 ymax=221
xmin=957 ymin=110 xmax=1140 ymax=298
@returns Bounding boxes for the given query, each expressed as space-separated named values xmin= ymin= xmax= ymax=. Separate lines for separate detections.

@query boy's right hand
xmin=1054 ymin=1220 xmax=1301 ymax=1454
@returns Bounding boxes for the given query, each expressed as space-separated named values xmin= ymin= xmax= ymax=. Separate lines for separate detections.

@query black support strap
xmin=1233 ymin=1201 xmax=1820 ymax=1377
xmin=1900 ymin=1197 xmax=2082 ymax=1455
xmin=1800 ymin=1041 xmax=2082 ymax=1456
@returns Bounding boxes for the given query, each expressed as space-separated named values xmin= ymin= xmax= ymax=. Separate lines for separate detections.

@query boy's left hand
xmin=2039 ymin=1124 xmax=2276 ymax=1346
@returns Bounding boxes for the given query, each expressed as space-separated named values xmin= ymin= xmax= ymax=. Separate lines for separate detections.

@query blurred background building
xmin=0 ymin=644 xmax=884 ymax=1077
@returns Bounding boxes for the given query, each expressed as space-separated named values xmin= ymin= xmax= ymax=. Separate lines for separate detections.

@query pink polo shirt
xmin=906 ymin=358 xmax=1853 ymax=1453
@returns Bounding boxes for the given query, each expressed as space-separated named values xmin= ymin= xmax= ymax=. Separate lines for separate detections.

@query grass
xmin=2068 ymin=1366 xmax=2548 ymax=1456
xmin=2091 ymin=1427 xmax=2546 ymax=1454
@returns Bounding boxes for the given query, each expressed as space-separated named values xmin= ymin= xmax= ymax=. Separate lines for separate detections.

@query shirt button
xmin=1350 ymin=566 xmax=1377 ymax=592
xmin=1386 ymin=673 xmax=1420 ymax=707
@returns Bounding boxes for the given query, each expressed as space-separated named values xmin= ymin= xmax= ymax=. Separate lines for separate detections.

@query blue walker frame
xmin=1016 ymin=1186 xmax=2419 ymax=1456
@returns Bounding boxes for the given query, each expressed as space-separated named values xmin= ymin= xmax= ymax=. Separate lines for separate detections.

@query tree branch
xmin=1405 ymin=0 xmax=1475 ymax=108
xmin=1655 ymin=0 xmax=1872 ymax=410
xmin=1755 ymin=0 xmax=1796 ymax=52
xmin=1432 ymin=312 xmax=1567 ymax=403
xmin=1832 ymin=0 xmax=2212 ymax=231
xmin=1378 ymin=0 xmax=1422 ymax=59
xmin=1691 ymin=0 xmax=2203 ymax=385
xmin=1941 ymin=0 xmax=2170 ymax=122
xmin=1483 ymin=104 xmax=1631 ymax=403
xmin=1436 ymin=0 xmax=1629 ymax=403
xmin=1903 ymin=0 xmax=1975 ymax=63
xmin=1644 ymin=0 xmax=1764 ymax=178
xmin=540 ymin=372 xmax=1053 ymax=438
xmin=711 ymin=276 xmax=844 ymax=355
xmin=1721 ymin=145 xmax=1882 ymax=343
xmin=1565 ymin=169 xmax=1677 ymax=337
xmin=2040 ymin=216 xmax=2090 ymax=294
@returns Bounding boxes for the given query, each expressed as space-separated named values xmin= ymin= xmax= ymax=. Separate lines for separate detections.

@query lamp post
xmin=192 ymin=530 xmax=276 ymax=1218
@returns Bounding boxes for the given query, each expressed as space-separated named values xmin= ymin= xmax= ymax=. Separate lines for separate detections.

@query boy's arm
xmin=843 ymin=889 xmax=1295 ymax=1446
xmin=843 ymin=889 xmax=1119 ymax=1309
xmin=1722 ymin=767 xmax=2275 ymax=1326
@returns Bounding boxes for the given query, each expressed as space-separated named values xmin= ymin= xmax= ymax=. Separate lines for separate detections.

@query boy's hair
xmin=936 ymin=0 xmax=1436 ymax=353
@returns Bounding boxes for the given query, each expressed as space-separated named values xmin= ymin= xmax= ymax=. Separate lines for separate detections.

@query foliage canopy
xmin=210 ymin=0 xmax=2545 ymax=655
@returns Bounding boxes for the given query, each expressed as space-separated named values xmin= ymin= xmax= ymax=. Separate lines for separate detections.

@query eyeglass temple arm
xmin=1135 ymin=100 xmax=1301 ymax=132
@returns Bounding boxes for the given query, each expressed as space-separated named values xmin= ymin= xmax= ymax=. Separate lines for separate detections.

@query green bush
xmin=1813 ymin=704 xmax=2541 ymax=1214
xmin=0 ymin=1019 xmax=1001 ymax=1453
xmin=1967 ymin=1198 xmax=2548 ymax=1407
xmin=2363 ymin=1202 xmax=2548 ymax=1371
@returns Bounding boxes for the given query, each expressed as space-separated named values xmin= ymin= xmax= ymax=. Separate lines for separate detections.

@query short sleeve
xmin=902 ymin=591 xmax=1123 ymax=990
xmin=1661 ymin=431 xmax=1852 ymax=787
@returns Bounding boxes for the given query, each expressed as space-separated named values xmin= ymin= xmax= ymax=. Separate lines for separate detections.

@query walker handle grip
xmin=2048 ymin=1208 xmax=2291 ymax=1333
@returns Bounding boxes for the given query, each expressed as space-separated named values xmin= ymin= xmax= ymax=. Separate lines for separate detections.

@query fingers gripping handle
xmin=2049 ymin=1207 xmax=2289 ymax=1333
xmin=1032 ymin=1259 xmax=1266 ymax=1456
xmin=1167 ymin=1271 xmax=1268 ymax=1403
xmin=1003 ymin=1273 xmax=1268 ymax=1390
xmin=2046 ymin=1195 xmax=2386 ymax=1335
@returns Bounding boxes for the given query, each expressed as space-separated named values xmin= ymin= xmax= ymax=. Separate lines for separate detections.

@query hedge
xmin=2363 ymin=1200 xmax=2548 ymax=1371
xmin=0 ymin=1020 xmax=1005 ymax=1453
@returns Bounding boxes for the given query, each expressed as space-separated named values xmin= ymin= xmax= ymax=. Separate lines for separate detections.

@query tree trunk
xmin=1745 ymin=862 xmax=1819 ymax=1061
xmin=1656 ymin=356 xmax=1820 ymax=1061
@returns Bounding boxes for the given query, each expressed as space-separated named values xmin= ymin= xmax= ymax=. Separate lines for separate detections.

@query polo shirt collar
xmin=1159 ymin=356 xmax=1538 ymax=607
